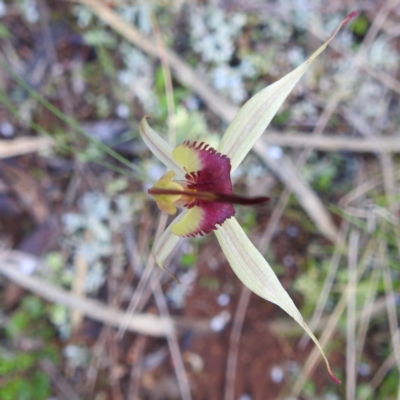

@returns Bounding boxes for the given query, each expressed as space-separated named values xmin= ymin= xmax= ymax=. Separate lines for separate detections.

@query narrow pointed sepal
xmin=152 ymin=212 xmax=186 ymax=282
xmin=214 ymin=217 xmax=340 ymax=383
xmin=139 ymin=116 xmax=182 ymax=174
xmin=218 ymin=13 xmax=358 ymax=172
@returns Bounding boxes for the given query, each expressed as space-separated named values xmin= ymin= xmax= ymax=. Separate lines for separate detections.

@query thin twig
xmin=369 ymin=351 xmax=397 ymax=389
xmin=263 ymin=133 xmax=400 ymax=152
xmin=40 ymin=359 xmax=81 ymax=400
xmin=70 ymin=251 xmax=88 ymax=332
xmin=346 ymin=230 xmax=359 ymax=400
xmin=152 ymin=282 xmax=193 ymax=400
xmin=223 ymin=286 xmax=250 ymax=400
xmin=356 ymin=265 xmax=380 ymax=367
xmin=0 ymin=137 xmax=54 ymax=158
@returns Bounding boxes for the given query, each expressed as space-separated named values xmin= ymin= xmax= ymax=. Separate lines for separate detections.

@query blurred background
xmin=0 ymin=0 xmax=400 ymax=399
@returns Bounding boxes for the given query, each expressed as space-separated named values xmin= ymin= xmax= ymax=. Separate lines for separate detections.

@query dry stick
xmin=346 ymin=231 xmax=359 ymax=400
xmin=263 ymin=133 xmax=400 ymax=153
xmin=0 ymin=137 xmax=54 ymax=158
xmin=224 ymin=287 xmax=251 ymax=400
xmin=40 ymin=359 xmax=81 ymax=400
xmin=0 ymin=251 xmax=174 ymax=337
xmin=70 ymin=251 xmax=88 ymax=332
xmin=289 ymin=236 xmax=378 ymax=398
xmin=85 ymin=329 xmax=105 ymax=395
xmin=75 ymin=0 xmax=339 ymax=243
xmin=370 ymin=352 xmax=397 ymax=389
xmin=152 ymin=282 xmax=193 ymax=400
xmin=381 ymin=242 xmax=400 ymax=400
xmin=107 ymin=328 xmax=124 ymax=400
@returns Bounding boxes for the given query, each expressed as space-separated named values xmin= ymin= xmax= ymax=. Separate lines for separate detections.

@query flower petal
xmin=148 ymin=171 xmax=183 ymax=215
xmin=218 ymin=13 xmax=357 ymax=172
xmin=171 ymin=207 xmax=205 ymax=237
xmin=171 ymin=205 xmax=235 ymax=237
xmin=139 ymin=116 xmax=182 ymax=174
xmin=152 ymin=212 xmax=185 ymax=280
xmin=214 ymin=217 xmax=340 ymax=383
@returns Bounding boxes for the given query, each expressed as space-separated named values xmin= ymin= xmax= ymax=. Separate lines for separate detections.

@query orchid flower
xmin=140 ymin=13 xmax=357 ymax=383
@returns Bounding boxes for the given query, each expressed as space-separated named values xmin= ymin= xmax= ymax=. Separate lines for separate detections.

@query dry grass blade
xmin=381 ymin=241 xmax=400 ymax=399
xmin=346 ymin=230 xmax=359 ymax=400
xmin=152 ymin=282 xmax=193 ymax=400
xmin=370 ymin=351 xmax=397 ymax=390
xmin=40 ymin=359 xmax=81 ymax=400
xmin=0 ymin=137 xmax=54 ymax=158
xmin=0 ymin=251 xmax=174 ymax=337
xmin=223 ymin=286 xmax=251 ymax=400
xmin=356 ymin=265 xmax=380 ymax=367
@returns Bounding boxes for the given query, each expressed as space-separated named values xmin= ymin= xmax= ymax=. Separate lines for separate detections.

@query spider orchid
xmin=140 ymin=13 xmax=357 ymax=383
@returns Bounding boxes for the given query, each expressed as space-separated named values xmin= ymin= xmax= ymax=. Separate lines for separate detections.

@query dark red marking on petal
xmin=182 ymin=141 xmax=233 ymax=195
xmin=195 ymin=203 xmax=235 ymax=237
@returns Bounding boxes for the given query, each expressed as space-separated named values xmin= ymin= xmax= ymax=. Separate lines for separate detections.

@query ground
xmin=0 ymin=1 xmax=399 ymax=400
